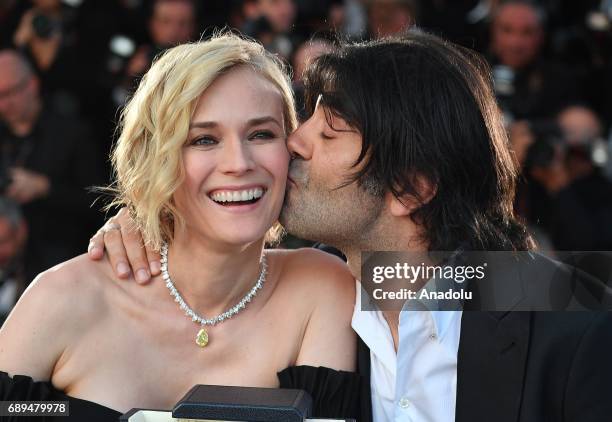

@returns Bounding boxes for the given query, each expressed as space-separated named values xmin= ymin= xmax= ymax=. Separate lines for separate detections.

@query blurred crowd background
xmin=0 ymin=0 xmax=611 ymax=321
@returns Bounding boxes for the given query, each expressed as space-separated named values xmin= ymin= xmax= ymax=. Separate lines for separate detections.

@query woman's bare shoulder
xmin=265 ymin=249 xmax=357 ymax=371
xmin=0 ymin=255 xmax=115 ymax=380
xmin=24 ymin=254 xmax=117 ymax=322
xmin=35 ymin=253 xmax=113 ymax=288
xmin=266 ymin=248 xmax=355 ymax=304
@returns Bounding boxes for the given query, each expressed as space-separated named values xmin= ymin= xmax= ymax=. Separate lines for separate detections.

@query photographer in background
xmin=12 ymin=0 xmax=84 ymax=117
xmin=125 ymin=0 xmax=196 ymax=78
xmin=0 ymin=49 xmax=103 ymax=284
xmin=241 ymin=0 xmax=298 ymax=60
xmin=489 ymin=0 xmax=581 ymax=124
xmin=550 ymin=105 xmax=612 ymax=250
xmin=515 ymin=105 xmax=612 ymax=251
xmin=109 ymin=0 xmax=197 ymax=109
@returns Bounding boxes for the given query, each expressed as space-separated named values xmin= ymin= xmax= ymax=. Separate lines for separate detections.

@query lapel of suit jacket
xmin=357 ymin=335 xmax=371 ymax=378
xmin=356 ymin=336 xmax=373 ymax=422
xmin=455 ymin=310 xmax=531 ymax=422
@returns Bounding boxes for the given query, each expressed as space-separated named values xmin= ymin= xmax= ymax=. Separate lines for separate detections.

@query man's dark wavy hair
xmin=303 ymin=30 xmax=534 ymax=252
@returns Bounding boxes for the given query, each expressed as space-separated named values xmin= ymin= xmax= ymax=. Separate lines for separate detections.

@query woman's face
xmin=173 ymin=66 xmax=289 ymax=247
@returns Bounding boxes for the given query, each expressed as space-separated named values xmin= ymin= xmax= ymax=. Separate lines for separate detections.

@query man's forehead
xmin=314 ymin=95 xmax=354 ymax=132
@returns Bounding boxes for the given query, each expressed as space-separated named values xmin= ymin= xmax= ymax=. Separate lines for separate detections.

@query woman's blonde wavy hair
xmin=110 ymin=33 xmax=297 ymax=250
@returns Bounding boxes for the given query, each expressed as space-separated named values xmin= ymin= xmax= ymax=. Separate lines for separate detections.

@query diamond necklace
xmin=160 ymin=242 xmax=267 ymax=347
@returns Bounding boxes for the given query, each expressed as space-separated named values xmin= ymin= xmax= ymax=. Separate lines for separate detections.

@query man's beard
xmin=280 ymin=161 xmax=384 ymax=249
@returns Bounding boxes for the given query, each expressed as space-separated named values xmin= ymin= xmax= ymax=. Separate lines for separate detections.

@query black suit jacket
xmin=456 ymin=311 xmax=612 ymax=422
xmin=355 ymin=252 xmax=612 ymax=422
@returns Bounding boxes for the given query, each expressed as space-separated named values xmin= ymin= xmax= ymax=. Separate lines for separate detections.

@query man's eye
xmin=191 ymin=136 xmax=217 ymax=146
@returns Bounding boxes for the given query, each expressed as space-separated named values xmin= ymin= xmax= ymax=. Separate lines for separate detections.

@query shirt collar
xmin=351 ymin=281 xmax=397 ymax=374
xmin=352 ymin=278 xmax=462 ymax=370
xmin=400 ymin=267 xmax=464 ymax=341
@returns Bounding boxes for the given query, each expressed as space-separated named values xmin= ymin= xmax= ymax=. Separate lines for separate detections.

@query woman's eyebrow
xmin=246 ymin=116 xmax=283 ymax=128
xmin=189 ymin=121 xmax=218 ymax=129
xmin=189 ymin=117 xmax=282 ymax=129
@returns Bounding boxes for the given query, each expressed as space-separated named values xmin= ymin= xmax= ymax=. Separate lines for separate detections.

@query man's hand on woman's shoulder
xmin=88 ymin=208 xmax=161 ymax=283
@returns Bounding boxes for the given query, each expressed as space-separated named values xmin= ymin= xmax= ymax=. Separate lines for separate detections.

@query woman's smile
xmin=207 ymin=185 xmax=268 ymax=213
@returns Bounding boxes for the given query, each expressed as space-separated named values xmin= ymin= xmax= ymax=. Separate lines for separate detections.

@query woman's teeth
xmin=210 ymin=187 xmax=264 ymax=203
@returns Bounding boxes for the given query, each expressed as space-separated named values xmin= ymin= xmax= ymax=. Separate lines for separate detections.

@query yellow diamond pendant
xmin=196 ymin=327 xmax=209 ymax=347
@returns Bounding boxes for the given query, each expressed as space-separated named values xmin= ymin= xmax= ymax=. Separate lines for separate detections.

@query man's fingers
xmin=87 ymin=207 xmax=151 ymax=283
xmin=146 ymin=246 xmax=162 ymax=276
xmin=88 ymin=229 xmax=105 ymax=260
xmin=103 ymin=225 xmax=132 ymax=279
xmin=121 ymin=223 xmax=151 ymax=284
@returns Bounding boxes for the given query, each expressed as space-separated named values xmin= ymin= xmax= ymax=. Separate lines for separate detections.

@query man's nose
xmin=287 ymin=123 xmax=312 ymax=161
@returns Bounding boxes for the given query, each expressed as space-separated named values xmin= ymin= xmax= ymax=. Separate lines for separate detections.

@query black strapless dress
xmin=0 ymin=371 xmax=120 ymax=421
xmin=0 ymin=366 xmax=363 ymax=421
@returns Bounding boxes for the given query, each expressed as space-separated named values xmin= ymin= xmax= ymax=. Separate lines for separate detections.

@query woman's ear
xmin=387 ymin=174 xmax=437 ymax=217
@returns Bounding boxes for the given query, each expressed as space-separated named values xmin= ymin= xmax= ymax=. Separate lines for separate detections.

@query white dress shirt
xmin=352 ymin=282 xmax=462 ymax=422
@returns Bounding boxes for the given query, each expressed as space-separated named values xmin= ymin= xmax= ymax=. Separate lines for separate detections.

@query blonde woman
xmin=0 ymin=34 xmax=359 ymax=420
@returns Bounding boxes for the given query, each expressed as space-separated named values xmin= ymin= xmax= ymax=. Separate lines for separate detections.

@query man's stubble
xmin=279 ymin=163 xmax=385 ymax=251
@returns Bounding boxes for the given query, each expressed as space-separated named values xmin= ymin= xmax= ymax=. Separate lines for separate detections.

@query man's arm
xmin=88 ymin=208 xmax=161 ymax=283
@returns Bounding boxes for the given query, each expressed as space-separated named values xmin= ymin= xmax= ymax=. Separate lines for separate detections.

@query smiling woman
xmin=111 ymin=37 xmax=296 ymax=252
xmin=0 ymin=34 xmax=361 ymax=420
xmin=173 ymin=65 xmax=289 ymax=248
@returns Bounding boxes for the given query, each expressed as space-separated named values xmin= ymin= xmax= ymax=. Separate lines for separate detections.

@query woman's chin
xmin=213 ymin=228 xmax=270 ymax=247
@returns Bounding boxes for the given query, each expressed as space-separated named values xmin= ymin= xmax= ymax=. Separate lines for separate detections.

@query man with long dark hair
xmin=91 ymin=31 xmax=612 ymax=422
xmin=280 ymin=30 xmax=611 ymax=422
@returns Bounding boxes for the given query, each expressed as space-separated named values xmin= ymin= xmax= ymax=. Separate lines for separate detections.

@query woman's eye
xmin=249 ymin=130 xmax=275 ymax=140
xmin=191 ymin=136 xmax=217 ymax=146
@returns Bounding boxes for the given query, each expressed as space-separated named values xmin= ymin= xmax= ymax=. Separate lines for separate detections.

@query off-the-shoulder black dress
xmin=0 ymin=366 xmax=363 ymax=421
